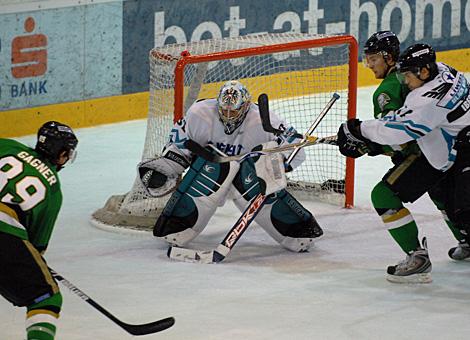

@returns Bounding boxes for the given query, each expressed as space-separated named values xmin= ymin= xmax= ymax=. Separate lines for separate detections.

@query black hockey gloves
xmin=337 ymin=119 xmax=383 ymax=158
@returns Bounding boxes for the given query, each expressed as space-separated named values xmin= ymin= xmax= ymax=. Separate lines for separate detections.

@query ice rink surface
xmin=2 ymin=85 xmax=470 ymax=340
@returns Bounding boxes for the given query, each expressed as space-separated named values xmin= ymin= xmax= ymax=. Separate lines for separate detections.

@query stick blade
xmin=167 ymin=246 xmax=216 ymax=264
xmin=121 ymin=317 xmax=175 ymax=336
xmin=258 ymin=93 xmax=283 ymax=136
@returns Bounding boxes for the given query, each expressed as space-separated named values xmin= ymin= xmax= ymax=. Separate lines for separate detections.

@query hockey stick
xmin=167 ymin=93 xmax=340 ymax=264
xmin=258 ymin=93 xmax=287 ymax=136
xmin=185 ymin=135 xmax=337 ymax=163
xmin=50 ymin=268 xmax=175 ymax=335
xmin=167 ymin=192 xmax=266 ymax=263
xmin=285 ymin=92 xmax=340 ymax=163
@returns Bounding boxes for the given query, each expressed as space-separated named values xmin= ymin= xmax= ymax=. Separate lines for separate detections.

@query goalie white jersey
xmin=361 ymin=62 xmax=470 ymax=171
xmin=164 ymin=99 xmax=306 ymax=169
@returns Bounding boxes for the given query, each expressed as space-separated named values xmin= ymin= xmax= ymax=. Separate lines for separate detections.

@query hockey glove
xmin=337 ymin=119 xmax=383 ymax=158
xmin=138 ymin=148 xmax=190 ymax=197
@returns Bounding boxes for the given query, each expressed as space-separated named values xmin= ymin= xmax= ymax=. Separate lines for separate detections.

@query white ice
xmin=2 ymin=85 xmax=470 ymax=340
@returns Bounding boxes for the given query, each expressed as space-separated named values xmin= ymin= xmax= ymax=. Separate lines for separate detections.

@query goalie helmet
xmin=397 ymin=43 xmax=437 ymax=79
xmin=363 ymin=30 xmax=400 ymax=61
xmin=217 ymin=80 xmax=251 ymax=134
xmin=35 ymin=121 xmax=78 ymax=169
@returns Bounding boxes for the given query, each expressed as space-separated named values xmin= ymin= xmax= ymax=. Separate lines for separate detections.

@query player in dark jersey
xmin=0 ymin=121 xmax=78 ymax=340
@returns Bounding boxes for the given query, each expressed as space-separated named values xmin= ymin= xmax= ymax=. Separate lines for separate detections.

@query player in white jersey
xmin=337 ymin=43 xmax=470 ymax=283
xmin=138 ymin=80 xmax=323 ymax=255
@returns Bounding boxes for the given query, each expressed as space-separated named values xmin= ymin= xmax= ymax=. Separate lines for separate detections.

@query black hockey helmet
xmin=363 ymin=31 xmax=400 ymax=61
xmin=397 ymin=43 xmax=437 ymax=79
xmin=35 ymin=121 xmax=78 ymax=166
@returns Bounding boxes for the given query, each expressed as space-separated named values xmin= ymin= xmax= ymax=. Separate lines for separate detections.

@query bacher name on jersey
xmin=167 ymin=98 xmax=306 ymax=169
xmin=361 ymin=62 xmax=470 ymax=171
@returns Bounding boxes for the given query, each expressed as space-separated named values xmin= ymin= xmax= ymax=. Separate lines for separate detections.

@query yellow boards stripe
xmin=2 ymin=48 xmax=469 ymax=138
xmin=1 ymin=92 xmax=149 ymax=138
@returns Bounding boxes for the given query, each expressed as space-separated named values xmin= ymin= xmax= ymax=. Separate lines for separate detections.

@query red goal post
xmin=91 ymin=33 xmax=357 ymax=231
xmin=171 ymin=35 xmax=357 ymax=124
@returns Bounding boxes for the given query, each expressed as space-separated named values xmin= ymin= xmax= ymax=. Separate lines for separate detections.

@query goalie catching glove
xmin=138 ymin=147 xmax=190 ymax=197
xmin=337 ymin=118 xmax=383 ymax=158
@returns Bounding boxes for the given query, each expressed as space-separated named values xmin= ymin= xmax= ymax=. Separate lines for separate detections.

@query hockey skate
xmin=448 ymin=241 xmax=470 ymax=261
xmin=386 ymin=238 xmax=432 ymax=284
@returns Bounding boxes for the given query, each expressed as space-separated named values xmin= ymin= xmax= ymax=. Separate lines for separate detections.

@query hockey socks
xmin=26 ymin=310 xmax=58 ymax=340
xmin=387 ymin=216 xmax=420 ymax=254
xmin=372 ymin=181 xmax=420 ymax=253
xmin=25 ymin=291 xmax=62 ymax=340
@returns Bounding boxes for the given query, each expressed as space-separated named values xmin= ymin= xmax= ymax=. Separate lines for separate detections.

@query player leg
xmin=231 ymin=158 xmax=322 ymax=252
xmin=153 ymin=156 xmax=240 ymax=246
xmin=427 ymin=175 xmax=470 ymax=260
xmin=0 ymin=233 xmax=62 ymax=340
xmin=436 ymin=126 xmax=470 ymax=260
xmin=371 ymin=152 xmax=446 ymax=283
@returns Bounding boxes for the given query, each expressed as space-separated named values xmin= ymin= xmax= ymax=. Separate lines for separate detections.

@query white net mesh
xmin=91 ymin=33 xmax=356 ymax=231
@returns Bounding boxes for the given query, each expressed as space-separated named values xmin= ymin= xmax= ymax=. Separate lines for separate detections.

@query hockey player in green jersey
xmin=344 ymin=33 xmax=469 ymax=283
xmin=364 ymin=33 xmax=470 ymax=277
xmin=363 ymin=31 xmax=408 ymax=120
xmin=0 ymin=121 xmax=78 ymax=340
xmin=338 ymin=43 xmax=470 ymax=283
xmin=361 ymin=30 xmax=418 ymax=161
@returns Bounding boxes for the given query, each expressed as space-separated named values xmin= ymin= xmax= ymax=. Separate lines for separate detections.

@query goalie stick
xmin=258 ymin=93 xmax=290 ymax=137
xmin=167 ymin=93 xmax=340 ymax=264
xmin=50 ymin=268 xmax=175 ymax=335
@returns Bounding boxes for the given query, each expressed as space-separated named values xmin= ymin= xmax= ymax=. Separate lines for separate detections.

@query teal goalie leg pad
xmin=154 ymin=156 xmax=240 ymax=245
xmin=232 ymin=160 xmax=322 ymax=252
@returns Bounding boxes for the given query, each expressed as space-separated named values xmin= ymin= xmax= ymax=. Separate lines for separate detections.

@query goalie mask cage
xmin=91 ymin=33 xmax=357 ymax=231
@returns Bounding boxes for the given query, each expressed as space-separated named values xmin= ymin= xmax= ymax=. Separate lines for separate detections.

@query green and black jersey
xmin=0 ymin=138 xmax=62 ymax=252
xmin=371 ymin=69 xmax=418 ymax=156
xmin=372 ymin=69 xmax=409 ymax=119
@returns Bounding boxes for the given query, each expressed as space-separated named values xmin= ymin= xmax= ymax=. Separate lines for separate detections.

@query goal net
xmin=91 ymin=33 xmax=357 ymax=231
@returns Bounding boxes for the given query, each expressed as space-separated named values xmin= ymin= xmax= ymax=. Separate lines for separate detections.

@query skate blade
xmin=386 ymin=272 xmax=432 ymax=284
xmin=450 ymin=256 xmax=470 ymax=261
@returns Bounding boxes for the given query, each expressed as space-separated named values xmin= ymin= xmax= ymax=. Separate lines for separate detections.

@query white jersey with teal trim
xmin=165 ymin=98 xmax=306 ymax=169
xmin=361 ymin=63 xmax=470 ymax=171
